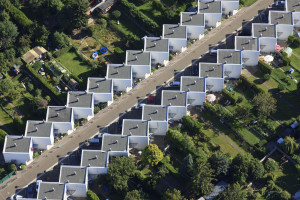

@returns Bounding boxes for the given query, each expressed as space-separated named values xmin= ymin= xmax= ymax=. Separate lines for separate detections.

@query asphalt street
xmin=0 ymin=0 xmax=274 ymax=198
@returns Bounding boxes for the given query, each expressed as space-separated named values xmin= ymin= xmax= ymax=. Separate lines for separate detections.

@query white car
xmin=10 ymin=195 xmax=23 ymax=200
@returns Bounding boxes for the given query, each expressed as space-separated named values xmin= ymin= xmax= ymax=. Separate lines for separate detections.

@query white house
xmin=162 ymin=24 xmax=187 ymax=52
xmin=37 ymin=182 xmax=67 ymax=200
xmin=46 ymin=106 xmax=74 ymax=135
xmin=269 ymin=11 xmax=294 ymax=40
xmin=80 ymin=150 xmax=109 ymax=179
xmin=3 ymin=136 xmax=33 ymax=165
xmin=161 ymin=90 xmax=187 ymax=121
xmin=235 ymin=36 xmax=260 ymax=66
xmin=87 ymin=78 xmax=113 ymax=106
xmin=180 ymin=12 xmax=205 ymax=40
xmin=252 ymin=23 xmax=277 ymax=52
xmin=285 ymin=0 xmax=300 ymax=12
xmin=122 ymin=119 xmax=149 ymax=150
xmin=144 ymin=36 xmax=169 ymax=66
xmin=142 ymin=105 xmax=168 ymax=135
xmin=24 ymin=120 xmax=54 ymax=150
xmin=59 ymin=166 xmax=88 ymax=198
xmin=292 ymin=12 xmax=300 ymax=27
xmin=106 ymin=64 xmax=132 ymax=92
xmin=218 ymin=0 xmax=239 ymax=16
xmin=199 ymin=63 xmax=224 ymax=92
xmin=180 ymin=76 xmax=206 ymax=106
xmin=67 ymin=91 xmax=94 ymax=121
xmin=198 ymin=1 xmax=222 ymax=28
xmin=217 ymin=50 xmax=242 ymax=79
xmin=125 ymin=50 xmax=151 ymax=79
xmin=101 ymin=134 xmax=129 ymax=157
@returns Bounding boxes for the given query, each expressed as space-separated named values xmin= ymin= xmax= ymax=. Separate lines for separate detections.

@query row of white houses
xmin=7 ymin=0 xmax=300 ymax=198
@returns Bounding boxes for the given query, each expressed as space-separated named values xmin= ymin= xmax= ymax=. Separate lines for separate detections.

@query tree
xmin=208 ymin=152 xmax=230 ymax=177
xmin=27 ymin=83 xmax=34 ymax=92
xmin=0 ymin=20 xmax=19 ymax=49
xmin=86 ymin=190 xmax=100 ymax=200
xmin=69 ymin=0 xmax=89 ymax=28
xmin=0 ymin=129 xmax=8 ymax=150
xmin=33 ymin=25 xmax=49 ymax=47
xmin=269 ymin=189 xmax=291 ymax=200
xmin=36 ymin=99 xmax=48 ymax=109
xmin=45 ymin=95 xmax=51 ymax=102
xmin=141 ymin=144 xmax=163 ymax=167
xmin=124 ymin=190 xmax=147 ymax=200
xmin=49 ymin=0 xmax=64 ymax=12
xmin=180 ymin=153 xmax=193 ymax=178
xmin=189 ymin=158 xmax=215 ymax=196
xmin=230 ymin=153 xmax=252 ymax=183
xmin=234 ymin=105 xmax=250 ymax=120
xmin=280 ymin=136 xmax=299 ymax=155
xmin=264 ymin=74 xmax=270 ymax=80
xmin=253 ymin=92 xmax=277 ymax=118
xmin=278 ymin=83 xmax=286 ymax=91
xmin=7 ymin=163 xmax=17 ymax=172
xmin=108 ymin=156 xmax=136 ymax=193
xmin=265 ymin=159 xmax=279 ymax=172
xmin=111 ymin=10 xmax=121 ymax=19
xmin=249 ymin=158 xmax=265 ymax=180
xmin=35 ymin=89 xmax=42 ymax=97
xmin=216 ymin=183 xmax=247 ymax=200
xmin=0 ymin=78 xmax=14 ymax=93
xmin=181 ymin=116 xmax=202 ymax=136
xmin=162 ymin=188 xmax=184 ymax=200
xmin=53 ymin=31 xmax=70 ymax=48
xmin=98 ymin=18 xmax=107 ymax=29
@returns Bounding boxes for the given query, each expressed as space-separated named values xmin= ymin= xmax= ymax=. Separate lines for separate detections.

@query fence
xmin=0 ymin=170 xmax=15 ymax=184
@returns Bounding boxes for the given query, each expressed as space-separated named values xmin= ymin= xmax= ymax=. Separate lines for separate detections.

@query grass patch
xmin=137 ymin=1 xmax=162 ymax=26
xmin=201 ymin=126 xmax=241 ymax=157
xmin=240 ymin=0 xmax=257 ymax=7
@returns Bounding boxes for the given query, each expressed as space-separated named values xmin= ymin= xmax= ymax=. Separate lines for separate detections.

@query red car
xmin=147 ymin=95 xmax=154 ymax=105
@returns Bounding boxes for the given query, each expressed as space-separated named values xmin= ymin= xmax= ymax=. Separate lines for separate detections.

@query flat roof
xmin=122 ymin=120 xmax=148 ymax=136
xmin=162 ymin=91 xmax=187 ymax=106
xmin=199 ymin=63 xmax=224 ymax=78
xmin=218 ymin=50 xmax=241 ymax=64
xmin=235 ymin=37 xmax=259 ymax=51
xmin=4 ymin=136 xmax=31 ymax=153
xmin=47 ymin=106 xmax=72 ymax=122
xmin=286 ymin=0 xmax=300 ymax=12
xmin=87 ymin=78 xmax=112 ymax=94
xmin=142 ymin=105 xmax=168 ymax=121
xmin=37 ymin=182 xmax=65 ymax=200
xmin=181 ymin=77 xmax=205 ymax=92
xmin=81 ymin=150 xmax=108 ymax=167
xmin=25 ymin=121 xmax=52 ymax=138
xmin=106 ymin=64 xmax=132 ymax=79
xmin=144 ymin=37 xmax=169 ymax=52
xmin=270 ymin=11 xmax=292 ymax=25
xmin=252 ymin=24 xmax=276 ymax=37
xmin=199 ymin=1 xmax=222 ymax=13
xmin=59 ymin=166 xmax=86 ymax=184
xmin=181 ymin=12 xmax=205 ymax=26
xmin=67 ymin=92 xmax=93 ymax=108
xmin=163 ymin=24 xmax=187 ymax=39
xmin=102 ymin=134 xmax=128 ymax=152
xmin=126 ymin=50 xmax=151 ymax=66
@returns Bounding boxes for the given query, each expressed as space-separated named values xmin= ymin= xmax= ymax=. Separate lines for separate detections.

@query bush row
xmin=25 ymin=64 xmax=60 ymax=96
xmin=239 ymin=74 xmax=265 ymax=94
xmin=120 ymin=0 xmax=159 ymax=33
xmin=258 ymin=60 xmax=272 ymax=74
xmin=3 ymin=2 xmax=33 ymax=28
xmin=222 ymin=88 xmax=237 ymax=105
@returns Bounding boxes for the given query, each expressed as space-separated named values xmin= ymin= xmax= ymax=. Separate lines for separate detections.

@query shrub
xmin=282 ymin=52 xmax=291 ymax=66
xmin=237 ymin=96 xmax=244 ymax=103
xmin=7 ymin=163 xmax=17 ymax=172
xmin=265 ymin=159 xmax=279 ymax=172
xmin=33 ymin=152 xmax=39 ymax=159
xmin=111 ymin=10 xmax=121 ymax=19
xmin=287 ymin=35 xmax=295 ymax=44
xmin=86 ymin=189 xmax=100 ymax=200
xmin=114 ymin=47 xmax=124 ymax=54
xmin=169 ymin=54 xmax=173 ymax=60
xmin=94 ymin=106 xmax=100 ymax=114
xmin=98 ymin=18 xmax=107 ymax=29
xmin=264 ymin=74 xmax=270 ymax=80
xmin=20 ymin=164 xmax=26 ymax=170
xmin=222 ymin=88 xmax=237 ymax=104
xmin=239 ymin=74 xmax=265 ymax=94
xmin=278 ymin=83 xmax=286 ymax=91
xmin=258 ymin=60 xmax=272 ymax=74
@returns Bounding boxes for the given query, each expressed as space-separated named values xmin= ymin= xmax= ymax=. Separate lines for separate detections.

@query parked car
xmin=28 ymin=185 xmax=34 ymax=198
xmin=10 ymin=195 xmax=23 ymax=200
xmin=36 ymin=180 xmax=42 ymax=192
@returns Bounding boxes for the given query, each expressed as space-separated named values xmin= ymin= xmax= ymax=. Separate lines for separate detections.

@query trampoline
xmin=100 ymin=47 xmax=108 ymax=54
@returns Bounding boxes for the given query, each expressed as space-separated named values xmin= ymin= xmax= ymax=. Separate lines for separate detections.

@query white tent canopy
xmin=206 ymin=94 xmax=216 ymax=103
xmin=264 ymin=55 xmax=274 ymax=62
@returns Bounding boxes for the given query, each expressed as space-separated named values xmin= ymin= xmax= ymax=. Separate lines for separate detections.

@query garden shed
xmin=283 ymin=47 xmax=293 ymax=57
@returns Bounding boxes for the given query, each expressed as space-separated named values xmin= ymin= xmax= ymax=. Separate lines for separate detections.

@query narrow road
xmin=0 ymin=0 xmax=274 ymax=198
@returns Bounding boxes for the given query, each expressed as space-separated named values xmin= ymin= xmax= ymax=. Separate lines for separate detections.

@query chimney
xmin=14 ymin=143 xmax=17 ymax=147
xmin=88 ymin=164 xmax=91 ymax=167
xmin=109 ymin=148 xmax=112 ymax=151
xmin=265 ymin=27 xmax=268 ymax=31
xmin=194 ymin=80 xmax=197 ymax=84
xmin=155 ymin=110 xmax=158 ymax=113
xmin=260 ymin=33 xmax=263 ymax=37
xmin=154 ymin=42 xmax=157 ymax=46
xmin=190 ymin=16 xmax=192 ymax=21
xmin=212 ymin=67 xmax=215 ymax=71
xmin=36 ymin=127 xmax=38 ymax=132
xmin=172 ymin=29 xmax=175 ymax=34
xmin=175 ymin=95 xmax=178 ymax=99
xmin=129 ymin=132 xmax=132 ymax=136
xmin=57 ymin=113 xmax=59 ymax=117
xmin=76 ymin=97 xmax=79 ymax=102
xmin=95 ymin=155 xmax=98 ymax=159
xmin=73 ymin=171 xmax=77 ymax=175
xmin=52 ymin=188 xmax=55 ymax=192
xmin=230 ymin=53 xmax=233 ymax=57
xmin=248 ymin=40 xmax=251 ymax=44
xmin=116 ymin=70 xmax=119 ymax=74
xmin=66 ymin=180 xmax=69 ymax=183
xmin=123 ymin=62 xmax=125 ymax=66
xmin=136 ymin=124 xmax=139 ymax=128
xmin=115 ymin=140 xmax=118 ymax=144
xmin=149 ymin=117 xmax=152 ymax=121
xmin=169 ymin=103 xmax=172 ymax=106
xmin=97 ymin=84 xmax=99 ymax=88
xmin=135 ymin=56 xmax=138 ymax=60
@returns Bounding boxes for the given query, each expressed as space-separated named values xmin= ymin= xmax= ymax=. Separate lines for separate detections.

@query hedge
xmin=239 ymin=74 xmax=265 ymax=94
xmin=258 ymin=60 xmax=272 ymax=74
xmin=222 ymin=88 xmax=237 ymax=104
xmin=120 ymin=0 xmax=159 ymax=33
xmin=25 ymin=64 xmax=61 ymax=96
xmin=53 ymin=46 xmax=72 ymax=58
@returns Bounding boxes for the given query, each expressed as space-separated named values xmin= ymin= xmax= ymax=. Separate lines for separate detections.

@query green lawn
xmin=240 ymin=0 xmax=257 ymax=6
xmin=234 ymin=125 xmax=260 ymax=145
xmin=201 ymin=126 xmax=242 ymax=157
xmin=57 ymin=49 xmax=93 ymax=82
xmin=137 ymin=1 xmax=162 ymax=25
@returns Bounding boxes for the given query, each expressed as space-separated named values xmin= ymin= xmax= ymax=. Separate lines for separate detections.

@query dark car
xmin=28 ymin=185 xmax=34 ymax=198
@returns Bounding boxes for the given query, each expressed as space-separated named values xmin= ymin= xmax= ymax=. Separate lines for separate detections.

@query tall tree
xmin=124 ymin=190 xmax=147 ymax=200
xmin=162 ymin=188 xmax=184 ymax=200
xmin=33 ymin=25 xmax=49 ymax=47
xmin=0 ymin=20 xmax=19 ymax=49
xmin=86 ymin=190 xmax=100 ymax=200
xmin=280 ymin=136 xmax=299 ymax=155
xmin=253 ymin=92 xmax=276 ymax=118
xmin=180 ymin=153 xmax=193 ymax=178
xmin=230 ymin=153 xmax=252 ymax=183
xmin=249 ymin=158 xmax=265 ymax=180
xmin=53 ymin=31 xmax=70 ymax=48
xmin=208 ymin=151 xmax=231 ymax=176
xmin=141 ymin=144 xmax=163 ymax=167
xmin=69 ymin=0 xmax=88 ymax=28
xmin=181 ymin=116 xmax=202 ymax=136
xmin=0 ymin=78 xmax=15 ymax=93
xmin=189 ymin=158 xmax=215 ymax=196
xmin=108 ymin=156 xmax=136 ymax=193
xmin=264 ymin=159 xmax=279 ymax=172
xmin=216 ymin=183 xmax=247 ymax=200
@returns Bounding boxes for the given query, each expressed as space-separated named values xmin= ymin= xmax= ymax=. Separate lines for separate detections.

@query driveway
xmin=0 ymin=0 xmax=274 ymax=198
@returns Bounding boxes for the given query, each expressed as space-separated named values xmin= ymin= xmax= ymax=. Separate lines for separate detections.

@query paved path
xmin=0 ymin=0 xmax=274 ymax=198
